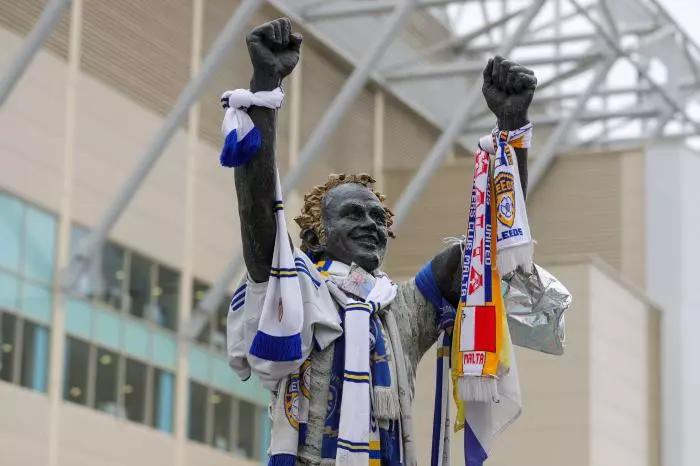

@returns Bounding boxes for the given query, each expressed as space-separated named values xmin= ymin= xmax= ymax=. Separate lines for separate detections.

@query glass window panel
xmin=0 ymin=312 xmax=17 ymax=383
xmin=155 ymin=265 xmax=179 ymax=330
xmin=128 ymin=253 xmax=152 ymax=320
xmin=23 ymin=206 xmax=56 ymax=283
xmin=237 ymin=400 xmax=257 ymax=459
xmin=20 ymin=282 xmax=52 ymax=324
xmin=192 ymin=280 xmax=210 ymax=344
xmin=64 ymin=337 xmax=90 ymax=405
xmin=210 ymin=390 xmax=232 ymax=451
xmin=101 ymin=242 xmax=125 ymax=311
xmin=124 ymin=358 xmax=147 ymax=423
xmin=0 ymin=193 xmax=23 ymax=272
xmin=212 ymin=302 xmax=227 ymax=353
xmin=69 ymin=225 xmax=92 ymax=296
xmin=152 ymin=369 xmax=174 ymax=433
xmin=188 ymin=380 xmax=208 ymax=443
xmin=20 ymin=322 xmax=49 ymax=392
xmin=94 ymin=347 xmax=119 ymax=415
xmin=0 ymin=271 xmax=20 ymax=311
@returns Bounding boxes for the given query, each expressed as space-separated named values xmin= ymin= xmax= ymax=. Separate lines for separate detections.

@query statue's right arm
xmin=233 ymin=18 xmax=301 ymax=283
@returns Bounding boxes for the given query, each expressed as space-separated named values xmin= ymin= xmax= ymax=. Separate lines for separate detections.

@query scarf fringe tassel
xmin=458 ymin=376 xmax=498 ymax=403
xmin=497 ymin=243 xmax=534 ymax=277
xmin=268 ymin=454 xmax=297 ymax=466
xmin=249 ymin=330 xmax=302 ymax=362
xmin=373 ymin=386 xmax=401 ymax=420
xmin=220 ymin=126 xmax=261 ymax=167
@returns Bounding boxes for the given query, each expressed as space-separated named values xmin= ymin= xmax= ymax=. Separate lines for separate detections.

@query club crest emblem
xmin=300 ymin=359 xmax=311 ymax=399
xmin=277 ymin=298 xmax=284 ymax=322
xmin=494 ymin=172 xmax=516 ymax=228
xmin=284 ymin=373 xmax=301 ymax=430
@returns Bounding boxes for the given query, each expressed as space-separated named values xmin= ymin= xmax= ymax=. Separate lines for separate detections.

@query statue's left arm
xmin=432 ymin=56 xmax=537 ymax=307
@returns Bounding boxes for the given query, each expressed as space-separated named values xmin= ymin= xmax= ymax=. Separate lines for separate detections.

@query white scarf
xmin=478 ymin=123 xmax=534 ymax=275
xmin=324 ymin=264 xmax=397 ymax=466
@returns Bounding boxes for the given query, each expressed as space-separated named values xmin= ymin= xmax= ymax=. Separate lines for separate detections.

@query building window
xmin=128 ymin=252 xmax=152 ymax=320
xmin=70 ymin=224 xmax=180 ymax=331
xmin=101 ymin=242 xmax=126 ymax=311
xmin=191 ymin=279 xmax=230 ymax=353
xmin=95 ymin=347 xmax=119 ymax=415
xmin=19 ymin=321 xmax=49 ymax=392
xmin=211 ymin=390 xmax=233 ymax=451
xmin=152 ymin=368 xmax=174 ymax=433
xmin=187 ymin=380 xmax=260 ymax=460
xmin=62 ymin=337 xmax=175 ymax=434
xmin=237 ymin=399 xmax=258 ymax=458
xmin=155 ymin=265 xmax=179 ymax=331
xmin=0 ymin=310 xmax=50 ymax=393
xmin=188 ymin=380 xmax=208 ymax=442
xmin=64 ymin=337 xmax=90 ymax=405
xmin=0 ymin=312 xmax=17 ymax=383
xmin=124 ymin=358 xmax=147 ymax=423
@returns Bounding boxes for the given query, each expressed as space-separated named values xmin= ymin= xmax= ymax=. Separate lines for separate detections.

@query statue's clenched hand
xmin=482 ymin=55 xmax=537 ymax=130
xmin=247 ymin=17 xmax=302 ymax=90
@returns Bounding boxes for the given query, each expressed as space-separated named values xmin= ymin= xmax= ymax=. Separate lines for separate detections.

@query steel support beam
xmin=569 ymin=0 xmax=700 ymax=132
xmin=464 ymin=104 xmax=658 ymax=134
xmin=382 ymin=5 xmax=529 ymax=71
xmin=386 ymin=51 xmax=602 ymax=81
xmin=527 ymin=57 xmax=615 ymax=192
xmin=304 ymin=0 xmax=471 ymax=20
xmin=281 ymin=0 xmax=418 ymax=193
xmin=0 ymin=0 xmax=72 ymax=106
xmin=392 ymin=0 xmax=547 ymax=230
xmin=185 ymin=0 xmax=419 ymax=340
xmin=60 ymin=0 xmax=263 ymax=291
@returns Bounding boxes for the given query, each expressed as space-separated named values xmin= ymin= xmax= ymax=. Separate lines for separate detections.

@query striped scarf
xmin=319 ymin=261 xmax=399 ymax=466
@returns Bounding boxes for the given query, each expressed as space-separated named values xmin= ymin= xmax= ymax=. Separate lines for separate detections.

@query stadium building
xmin=1 ymin=1 xmax=698 ymax=465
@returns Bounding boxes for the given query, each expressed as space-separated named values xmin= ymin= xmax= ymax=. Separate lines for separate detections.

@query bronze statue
xmin=229 ymin=17 xmax=538 ymax=466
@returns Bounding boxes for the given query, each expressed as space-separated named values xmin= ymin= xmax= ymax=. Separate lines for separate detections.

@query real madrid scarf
xmin=477 ymin=124 xmax=534 ymax=276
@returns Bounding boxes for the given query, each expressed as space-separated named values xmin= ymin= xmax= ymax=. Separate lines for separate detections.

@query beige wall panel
xmin=297 ymin=39 xmax=374 ymax=191
xmin=0 ymin=383 xmax=51 ymax=466
xmin=382 ymin=160 xmax=473 ymax=277
xmin=487 ymin=262 xmax=592 ymax=466
xmin=80 ymin=0 xmax=192 ymax=117
xmin=0 ymin=0 xmax=70 ymax=59
xmin=620 ymin=151 xmax=646 ymax=288
xmin=72 ymin=68 xmax=188 ymax=269
xmin=528 ymin=153 xmax=625 ymax=270
xmin=383 ymin=94 xmax=440 ymax=171
xmin=0 ymin=28 xmax=66 ymax=213
xmin=185 ymin=440 xmax=259 ymax=466
xmin=192 ymin=139 xmax=242 ymax=285
xmin=588 ymin=266 xmax=656 ymax=466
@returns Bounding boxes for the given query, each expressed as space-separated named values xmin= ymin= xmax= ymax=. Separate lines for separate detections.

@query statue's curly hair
xmin=294 ymin=173 xmax=395 ymax=254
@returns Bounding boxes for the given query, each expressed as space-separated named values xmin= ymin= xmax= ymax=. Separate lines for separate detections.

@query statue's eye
xmin=370 ymin=209 xmax=387 ymax=225
xmin=345 ymin=205 xmax=363 ymax=219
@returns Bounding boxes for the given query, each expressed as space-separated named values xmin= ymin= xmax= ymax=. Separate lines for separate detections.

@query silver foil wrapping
xmin=503 ymin=264 xmax=571 ymax=355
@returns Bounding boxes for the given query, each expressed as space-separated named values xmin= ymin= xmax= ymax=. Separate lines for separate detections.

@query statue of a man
xmin=228 ymin=18 xmax=537 ymax=466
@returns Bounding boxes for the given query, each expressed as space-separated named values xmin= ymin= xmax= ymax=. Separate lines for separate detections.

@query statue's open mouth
xmin=351 ymin=233 xmax=379 ymax=247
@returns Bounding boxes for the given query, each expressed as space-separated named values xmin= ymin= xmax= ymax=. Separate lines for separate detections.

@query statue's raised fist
xmin=482 ymin=56 xmax=537 ymax=130
xmin=247 ymin=18 xmax=302 ymax=87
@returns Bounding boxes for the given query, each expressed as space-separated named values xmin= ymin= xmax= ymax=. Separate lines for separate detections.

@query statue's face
xmin=321 ymin=183 xmax=389 ymax=272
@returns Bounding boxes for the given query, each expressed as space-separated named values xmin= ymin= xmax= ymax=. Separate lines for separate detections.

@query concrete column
xmin=174 ymin=0 xmax=204 ymax=464
xmin=48 ymin=1 xmax=82 ymax=465
xmin=373 ymin=90 xmax=385 ymax=190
